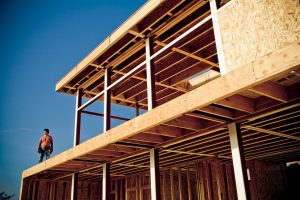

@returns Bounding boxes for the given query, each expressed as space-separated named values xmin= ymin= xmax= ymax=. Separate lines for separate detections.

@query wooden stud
xmin=104 ymin=67 xmax=112 ymax=132
xmin=74 ymin=89 xmax=83 ymax=146
xmin=150 ymin=148 xmax=161 ymax=200
xmin=178 ymin=168 xmax=183 ymax=200
xmin=228 ymin=122 xmax=250 ymax=200
xmin=145 ymin=37 xmax=157 ymax=111
xmin=102 ymin=163 xmax=111 ymax=200
xmin=187 ymin=168 xmax=192 ymax=200
xmin=170 ymin=169 xmax=174 ymax=200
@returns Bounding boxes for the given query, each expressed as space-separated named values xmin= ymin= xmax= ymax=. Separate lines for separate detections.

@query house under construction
xmin=20 ymin=0 xmax=300 ymax=199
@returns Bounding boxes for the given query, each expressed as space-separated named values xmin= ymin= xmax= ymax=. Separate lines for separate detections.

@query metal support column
xmin=135 ymin=103 xmax=140 ymax=116
xmin=150 ymin=148 xmax=161 ymax=200
xmin=104 ymin=67 xmax=112 ymax=132
xmin=74 ymin=89 xmax=83 ymax=146
xmin=228 ymin=122 xmax=251 ymax=200
xmin=71 ymin=173 xmax=79 ymax=200
xmin=145 ymin=37 xmax=157 ymax=111
xmin=71 ymin=89 xmax=83 ymax=200
xmin=209 ymin=0 xmax=227 ymax=75
xmin=102 ymin=163 xmax=111 ymax=200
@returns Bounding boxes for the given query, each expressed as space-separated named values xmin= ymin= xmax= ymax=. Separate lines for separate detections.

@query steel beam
xmin=228 ymin=122 xmax=251 ymax=200
xmin=150 ymin=148 xmax=161 ymax=200
xmin=104 ymin=67 xmax=112 ymax=132
xmin=146 ymin=37 xmax=157 ymax=111
xmin=102 ymin=163 xmax=111 ymax=200
xmin=71 ymin=173 xmax=78 ymax=200
xmin=74 ymin=89 xmax=83 ymax=146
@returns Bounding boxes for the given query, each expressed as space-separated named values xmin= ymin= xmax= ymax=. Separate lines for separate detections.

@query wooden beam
xmin=249 ymin=81 xmax=288 ymax=102
xmin=146 ymin=37 xmax=157 ymax=110
xmin=150 ymin=149 xmax=161 ymax=200
xmin=155 ymin=40 xmax=218 ymax=67
xmin=228 ymin=123 xmax=250 ymax=200
xmin=129 ymin=133 xmax=165 ymax=143
xmin=22 ymin=40 xmax=300 ymax=179
xmin=56 ymin=0 xmax=164 ymax=91
xmin=164 ymin=116 xmax=202 ymax=131
xmin=102 ymin=163 xmax=111 ymax=200
xmin=104 ymin=67 xmax=112 ymax=131
xmin=199 ymin=105 xmax=234 ymax=119
xmin=145 ymin=125 xmax=182 ymax=137
xmin=216 ymin=94 xmax=255 ymax=113
xmin=243 ymin=125 xmax=300 ymax=141
xmin=74 ymin=89 xmax=83 ymax=146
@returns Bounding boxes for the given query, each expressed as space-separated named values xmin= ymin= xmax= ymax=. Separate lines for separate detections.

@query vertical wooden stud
xmin=228 ymin=122 xmax=251 ymax=200
xmin=170 ymin=169 xmax=174 ymax=200
xmin=178 ymin=168 xmax=183 ymax=200
xmin=187 ymin=168 xmax=192 ymax=200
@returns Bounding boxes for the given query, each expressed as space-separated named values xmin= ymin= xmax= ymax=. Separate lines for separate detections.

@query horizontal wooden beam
xmin=144 ymin=125 xmax=182 ymax=137
xmin=249 ymin=81 xmax=288 ymax=102
xmin=243 ymin=125 xmax=300 ymax=141
xmin=216 ymin=94 xmax=255 ymax=113
xmin=22 ymin=40 xmax=300 ymax=179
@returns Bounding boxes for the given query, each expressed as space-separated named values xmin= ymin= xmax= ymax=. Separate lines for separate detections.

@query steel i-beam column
xmin=71 ymin=173 xmax=79 ymax=200
xmin=145 ymin=37 xmax=157 ymax=111
xmin=71 ymin=89 xmax=83 ymax=200
xmin=74 ymin=89 xmax=83 ymax=146
xmin=102 ymin=163 xmax=111 ymax=200
xmin=135 ymin=103 xmax=140 ymax=116
xmin=228 ymin=122 xmax=251 ymax=200
xmin=104 ymin=67 xmax=112 ymax=132
xmin=150 ymin=148 xmax=161 ymax=200
xmin=209 ymin=0 xmax=227 ymax=75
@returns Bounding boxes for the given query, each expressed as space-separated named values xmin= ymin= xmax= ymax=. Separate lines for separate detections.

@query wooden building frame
xmin=20 ymin=0 xmax=300 ymax=199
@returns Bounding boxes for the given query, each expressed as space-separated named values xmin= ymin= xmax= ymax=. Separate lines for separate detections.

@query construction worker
xmin=38 ymin=128 xmax=53 ymax=163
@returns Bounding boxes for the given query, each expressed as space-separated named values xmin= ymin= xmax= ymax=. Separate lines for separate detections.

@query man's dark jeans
xmin=39 ymin=147 xmax=50 ymax=163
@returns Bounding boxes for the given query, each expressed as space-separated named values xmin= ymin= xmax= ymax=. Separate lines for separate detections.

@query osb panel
xmin=219 ymin=0 xmax=300 ymax=71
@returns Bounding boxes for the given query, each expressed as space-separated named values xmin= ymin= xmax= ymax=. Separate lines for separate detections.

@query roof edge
xmin=56 ymin=0 xmax=164 ymax=92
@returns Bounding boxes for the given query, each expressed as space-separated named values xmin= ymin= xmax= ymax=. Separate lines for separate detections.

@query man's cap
xmin=43 ymin=128 xmax=49 ymax=133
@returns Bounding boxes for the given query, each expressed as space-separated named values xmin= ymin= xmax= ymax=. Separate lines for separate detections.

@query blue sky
xmin=0 ymin=0 xmax=145 ymax=196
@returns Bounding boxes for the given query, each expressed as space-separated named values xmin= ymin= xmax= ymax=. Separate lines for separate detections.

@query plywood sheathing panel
xmin=22 ymin=40 xmax=300 ymax=179
xmin=218 ymin=0 xmax=300 ymax=72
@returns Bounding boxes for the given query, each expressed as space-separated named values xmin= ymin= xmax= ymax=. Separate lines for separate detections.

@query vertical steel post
xmin=74 ymin=89 xmax=83 ymax=146
xmin=104 ymin=67 xmax=112 ymax=132
xmin=209 ymin=0 xmax=227 ymax=75
xmin=145 ymin=37 xmax=157 ymax=111
xmin=150 ymin=148 xmax=161 ymax=200
xmin=71 ymin=173 xmax=78 ymax=200
xmin=135 ymin=103 xmax=140 ymax=116
xmin=71 ymin=89 xmax=83 ymax=200
xmin=228 ymin=122 xmax=251 ymax=200
xmin=102 ymin=163 xmax=111 ymax=200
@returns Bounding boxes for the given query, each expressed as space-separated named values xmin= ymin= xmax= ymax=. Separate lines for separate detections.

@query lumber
xmin=22 ymin=40 xmax=300 ymax=179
